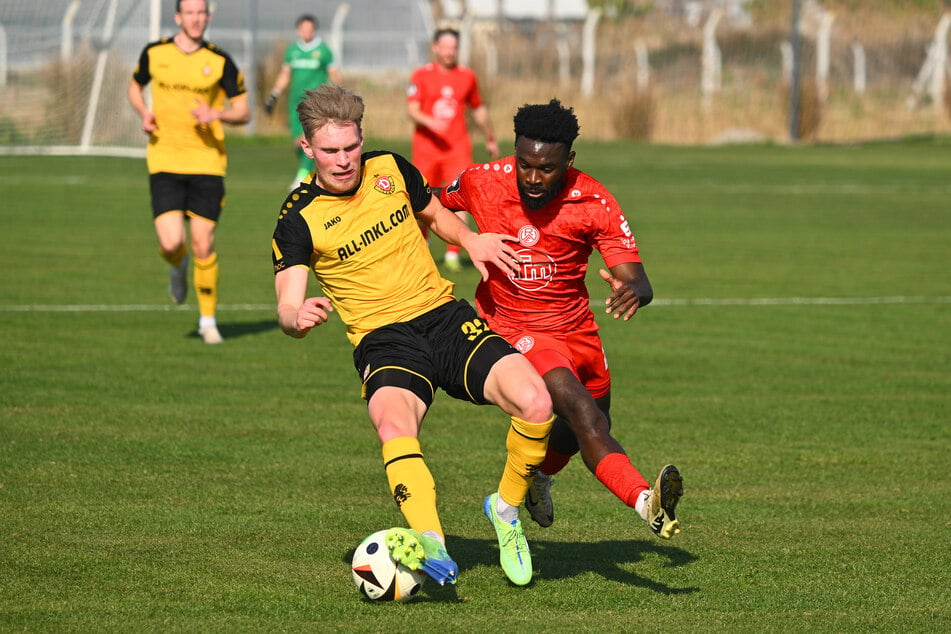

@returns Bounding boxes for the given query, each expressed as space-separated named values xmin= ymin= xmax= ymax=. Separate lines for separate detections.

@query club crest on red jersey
xmin=514 ymin=336 xmax=535 ymax=353
xmin=517 ymin=225 xmax=540 ymax=246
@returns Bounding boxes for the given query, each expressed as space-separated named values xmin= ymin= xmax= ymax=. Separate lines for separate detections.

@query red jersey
xmin=407 ymin=63 xmax=483 ymax=157
xmin=440 ymin=157 xmax=642 ymax=337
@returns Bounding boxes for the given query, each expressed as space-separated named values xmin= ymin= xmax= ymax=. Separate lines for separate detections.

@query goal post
xmin=0 ymin=0 xmax=155 ymax=157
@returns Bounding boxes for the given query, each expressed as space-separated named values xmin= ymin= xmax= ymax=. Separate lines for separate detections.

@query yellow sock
xmin=192 ymin=253 xmax=218 ymax=318
xmin=163 ymin=243 xmax=187 ymax=267
xmin=499 ymin=415 xmax=554 ymax=507
xmin=382 ymin=437 xmax=443 ymax=538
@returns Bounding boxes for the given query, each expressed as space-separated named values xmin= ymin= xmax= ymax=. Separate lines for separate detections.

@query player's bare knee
xmin=516 ymin=380 xmax=553 ymax=424
xmin=573 ymin=413 xmax=610 ymax=442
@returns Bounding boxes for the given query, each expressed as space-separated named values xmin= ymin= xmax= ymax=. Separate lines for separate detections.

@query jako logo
xmin=324 ymin=216 xmax=341 ymax=230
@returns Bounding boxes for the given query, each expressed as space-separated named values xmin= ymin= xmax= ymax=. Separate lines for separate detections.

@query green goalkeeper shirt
xmin=283 ymin=37 xmax=335 ymax=136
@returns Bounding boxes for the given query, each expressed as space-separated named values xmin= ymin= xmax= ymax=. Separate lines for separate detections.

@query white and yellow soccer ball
xmin=351 ymin=529 xmax=425 ymax=602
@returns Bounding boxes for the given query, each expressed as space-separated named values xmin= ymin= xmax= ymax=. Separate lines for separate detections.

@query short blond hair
xmin=297 ymin=83 xmax=365 ymax=140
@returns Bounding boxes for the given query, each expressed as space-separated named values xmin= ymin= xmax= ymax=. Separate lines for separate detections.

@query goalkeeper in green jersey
xmin=264 ymin=14 xmax=341 ymax=187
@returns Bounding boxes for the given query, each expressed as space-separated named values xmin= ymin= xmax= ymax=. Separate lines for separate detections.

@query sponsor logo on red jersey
xmin=511 ymin=248 xmax=556 ymax=292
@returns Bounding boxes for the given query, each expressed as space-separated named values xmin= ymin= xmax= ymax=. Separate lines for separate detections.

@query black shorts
xmin=353 ymin=299 xmax=518 ymax=408
xmin=149 ymin=172 xmax=225 ymax=222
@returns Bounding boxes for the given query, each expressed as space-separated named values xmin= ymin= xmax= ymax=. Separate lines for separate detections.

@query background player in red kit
xmin=440 ymin=99 xmax=684 ymax=539
xmin=407 ymin=28 xmax=499 ymax=271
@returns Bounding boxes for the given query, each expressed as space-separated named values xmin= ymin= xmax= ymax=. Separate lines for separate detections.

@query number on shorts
xmin=461 ymin=318 xmax=488 ymax=341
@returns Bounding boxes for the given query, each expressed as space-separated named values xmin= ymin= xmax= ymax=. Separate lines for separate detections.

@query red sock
xmin=539 ymin=449 xmax=573 ymax=476
xmin=446 ymin=244 xmax=460 ymax=256
xmin=594 ymin=452 xmax=650 ymax=508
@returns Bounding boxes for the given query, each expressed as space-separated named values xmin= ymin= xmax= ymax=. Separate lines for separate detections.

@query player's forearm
xmin=406 ymin=102 xmax=435 ymax=129
xmin=219 ymin=97 xmax=251 ymax=125
xmin=426 ymin=206 xmax=470 ymax=247
xmin=472 ymin=105 xmax=495 ymax=139
xmin=127 ymin=81 xmax=148 ymax=117
xmin=277 ymin=304 xmax=308 ymax=338
xmin=270 ymin=66 xmax=291 ymax=95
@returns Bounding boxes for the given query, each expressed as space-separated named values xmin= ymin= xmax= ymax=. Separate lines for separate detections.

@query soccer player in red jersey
xmin=407 ymin=28 xmax=499 ymax=271
xmin=440 ymin=99 xmax=684 ymax=539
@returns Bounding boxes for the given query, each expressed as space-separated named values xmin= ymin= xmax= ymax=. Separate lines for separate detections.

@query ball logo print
xmin=351 ymin=530 xmax=425 ymax=602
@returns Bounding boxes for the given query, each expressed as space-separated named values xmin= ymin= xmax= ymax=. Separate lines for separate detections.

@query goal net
xmin=0 ymin=0 xmax=153 ymax=157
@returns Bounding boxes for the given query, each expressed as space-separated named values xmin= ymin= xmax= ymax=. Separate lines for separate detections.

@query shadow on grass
xmin=341 ymin=536 xmax=698 ymax=603
xmin=448 ymin=536 xmax=699 ymax=594
xmin=186 ymin=318 xmax=279 ymax=341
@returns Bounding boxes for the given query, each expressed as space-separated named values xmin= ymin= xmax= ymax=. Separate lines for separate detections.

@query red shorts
xmin=413 ymin=148 xmax=472 ymax=188
xmin=505 ymin=323 xmax=611 ymax=399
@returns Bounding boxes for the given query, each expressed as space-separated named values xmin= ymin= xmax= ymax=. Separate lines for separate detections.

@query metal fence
xmin=1 ymin=1 xmax=949 ymax=152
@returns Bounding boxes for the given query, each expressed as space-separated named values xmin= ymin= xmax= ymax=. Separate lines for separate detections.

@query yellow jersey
xmin=132 ymin=38 xmax=246 ymax=176
xmin=272 ymin=151 xmax=455 ymax=347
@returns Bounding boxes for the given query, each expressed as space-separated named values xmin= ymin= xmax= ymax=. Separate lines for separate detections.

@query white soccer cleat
xmin=198 ymin=325 xmax=223 ymax=345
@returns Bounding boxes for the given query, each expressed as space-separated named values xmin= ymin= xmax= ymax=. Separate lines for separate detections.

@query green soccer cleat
xmin=483 ymin=493 xmax=533 ymax=586
xmin=384 ymin=527 xmax=458 ymax=586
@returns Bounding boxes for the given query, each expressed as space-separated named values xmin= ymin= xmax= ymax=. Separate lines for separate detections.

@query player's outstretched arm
xmin=419 ymin=197 xmax=519 ymax=280
xmin=275 ymin=266 xmax=333 ymax=338
xmin=600 ymin=262 xmax=653 ymax=321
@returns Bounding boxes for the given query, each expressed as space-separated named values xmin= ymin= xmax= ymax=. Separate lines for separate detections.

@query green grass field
xmin=1 ymin=137 xmax=948 ymax=632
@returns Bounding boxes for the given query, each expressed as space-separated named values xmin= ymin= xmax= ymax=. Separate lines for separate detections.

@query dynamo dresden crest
xmin=374 ymin=175 xmax=395 ymax=195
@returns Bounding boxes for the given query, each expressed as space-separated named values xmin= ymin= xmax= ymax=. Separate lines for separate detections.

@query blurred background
xmin=3 ymin=0 xmax=951 ymax=154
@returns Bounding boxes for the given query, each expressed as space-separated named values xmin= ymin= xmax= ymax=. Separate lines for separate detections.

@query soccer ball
xmin=351 ymin=529 xmax=425 ymax=602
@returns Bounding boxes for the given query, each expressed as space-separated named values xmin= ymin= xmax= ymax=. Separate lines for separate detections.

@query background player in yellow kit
xmin=127 ymin=0 xmax=250 ymax=344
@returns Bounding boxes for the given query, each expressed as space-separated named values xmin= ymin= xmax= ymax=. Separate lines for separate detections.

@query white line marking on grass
xmin=0 ymin=303 xmax=275 ymax=313
xmin=1 ymin=297 xmax=949 ymax=313
xmin=651 ymin=296 xmax=951 ymax=306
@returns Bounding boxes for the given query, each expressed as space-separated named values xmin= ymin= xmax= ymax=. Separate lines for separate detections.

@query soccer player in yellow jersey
xmin=271 ymin=84 xmax=554 ymax=587
xmin=127 ymin=0 xmax=250 ymax=344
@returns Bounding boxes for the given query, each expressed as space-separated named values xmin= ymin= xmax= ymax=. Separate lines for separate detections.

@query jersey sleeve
xmin=272 ymin=207 xmax=314 ymax=274
xmin=391 ymin=152 xmax=433 ymax=213
xmin=466 ymin=71 xmax=484 ymax=109
xmin=220 ymin=52 xmax=247 ymax=98
xmin=590 ymin=188 xmax=642 ymax=267
xmin=131 ymin=44 xmax=152 ymax=86
xmin=439 ymin=168 xmax=470 ymax=210
xmin=406 ymin=68 xmax=422 ymax=103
